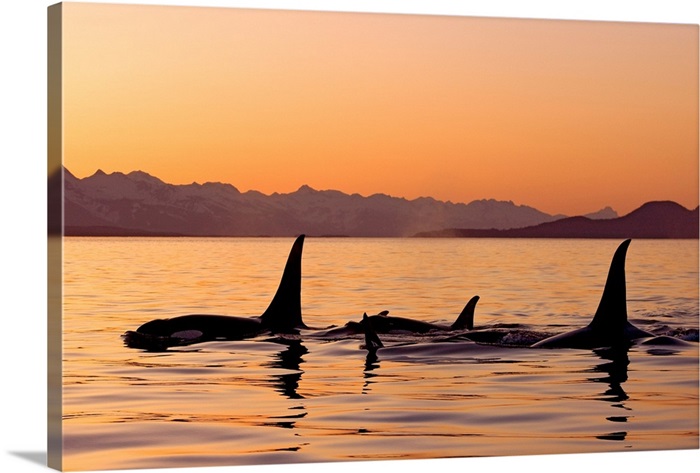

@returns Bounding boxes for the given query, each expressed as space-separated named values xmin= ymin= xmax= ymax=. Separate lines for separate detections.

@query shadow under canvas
xmin=9 ymin=451 xmax=47 ymax=467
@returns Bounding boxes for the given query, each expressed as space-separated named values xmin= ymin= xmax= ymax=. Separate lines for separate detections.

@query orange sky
xmin=61 ymin=3 xmax=698 ymax=216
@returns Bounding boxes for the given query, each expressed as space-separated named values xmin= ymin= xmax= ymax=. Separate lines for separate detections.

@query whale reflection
xmin=264 ymin=339 xmax=308 ymax=400
xmin=589 ymin=346 xmax=630 ymax=404
xmin=588 ymin=347 xmax=631 ymax=444
xmin=362 ymin=350 xmax=381 ymax=394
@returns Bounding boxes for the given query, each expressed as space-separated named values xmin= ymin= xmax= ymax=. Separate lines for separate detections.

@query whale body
xmin=123 ymin=235 xmax=306 ymax=351
xmin=532 ymin=239 xmax=654 ymax=349
xmin=318 ymin=295 xmax=480 ymax=339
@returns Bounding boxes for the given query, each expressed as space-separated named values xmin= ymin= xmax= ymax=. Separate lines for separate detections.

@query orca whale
xmin=123 ymin=235 xmax=307 ymax=351
xmin=532 ymin=239 xmax=654 ymax=349
xmin=317 ymin=295 xmax=480 ymax=339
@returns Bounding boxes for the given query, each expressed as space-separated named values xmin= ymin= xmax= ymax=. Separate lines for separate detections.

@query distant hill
xmin=415 ymin=201 xmax=699 ymax=239
xmin=583 ymin=206 xmax=618 ymax=220
xmin=52 ymin=167 xmax=584 ymax=237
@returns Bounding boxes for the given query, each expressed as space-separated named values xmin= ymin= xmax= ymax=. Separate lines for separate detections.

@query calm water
xmin=61 ymin=238 xmax=699 ymax=471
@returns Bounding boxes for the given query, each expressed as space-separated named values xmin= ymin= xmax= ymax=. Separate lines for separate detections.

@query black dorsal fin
xmin=260 ymin=235 xmax=306 ymax=332
xmin=451 ymin=295 xmax=480 ymax=330
xmin=588 ymin=239 xmax=631 ymax=333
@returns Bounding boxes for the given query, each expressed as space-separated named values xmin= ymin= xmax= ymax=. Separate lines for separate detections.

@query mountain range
xmin=48 ymin=168 xmax=695 ymax=238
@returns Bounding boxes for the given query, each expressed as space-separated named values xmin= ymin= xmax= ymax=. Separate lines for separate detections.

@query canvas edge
xmin=47 ymin=2 xmax=63 ymax=471
xmin=39 ymin=3 xmax=700 ymax=472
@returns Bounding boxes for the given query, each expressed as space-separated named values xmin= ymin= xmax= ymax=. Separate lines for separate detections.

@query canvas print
xmin=48 ymin=2 xmax=699 ymax=471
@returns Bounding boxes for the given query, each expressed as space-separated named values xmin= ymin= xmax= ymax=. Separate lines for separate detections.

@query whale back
xmin=587 ymin=239 xmax=631 ymax=335
xmin=260 ymin=234 xmax=306 ymax=332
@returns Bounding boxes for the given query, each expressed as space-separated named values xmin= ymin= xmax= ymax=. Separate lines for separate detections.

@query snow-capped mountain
xmin=55 ymin=168 xmax=590 ymax=237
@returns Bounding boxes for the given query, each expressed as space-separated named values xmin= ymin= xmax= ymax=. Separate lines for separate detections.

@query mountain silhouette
xmin=48 ymin=167 xmax=692 ymax=238
xmin=415 ymin=201 xmax=699 ymax=239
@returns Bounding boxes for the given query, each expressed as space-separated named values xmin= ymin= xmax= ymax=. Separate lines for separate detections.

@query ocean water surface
xmin=61 ymin=238 xmax=699 ymax=471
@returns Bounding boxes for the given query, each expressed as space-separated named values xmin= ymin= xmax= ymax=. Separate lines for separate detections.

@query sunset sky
xmin=61 ymin=2 xmax=698 ymax=216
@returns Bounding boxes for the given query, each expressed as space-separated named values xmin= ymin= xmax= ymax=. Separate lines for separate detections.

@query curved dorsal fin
xmin=260 ymin=235 xmax=306 ymax=332
xmin=588 ymin=239 xmax=631 ymax=333
xmin=451 ymin=295 xmax=480 ymax=330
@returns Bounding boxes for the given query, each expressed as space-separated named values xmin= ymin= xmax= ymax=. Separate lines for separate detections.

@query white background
xmin=1 ymin=1 xmax=698 ymax=473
